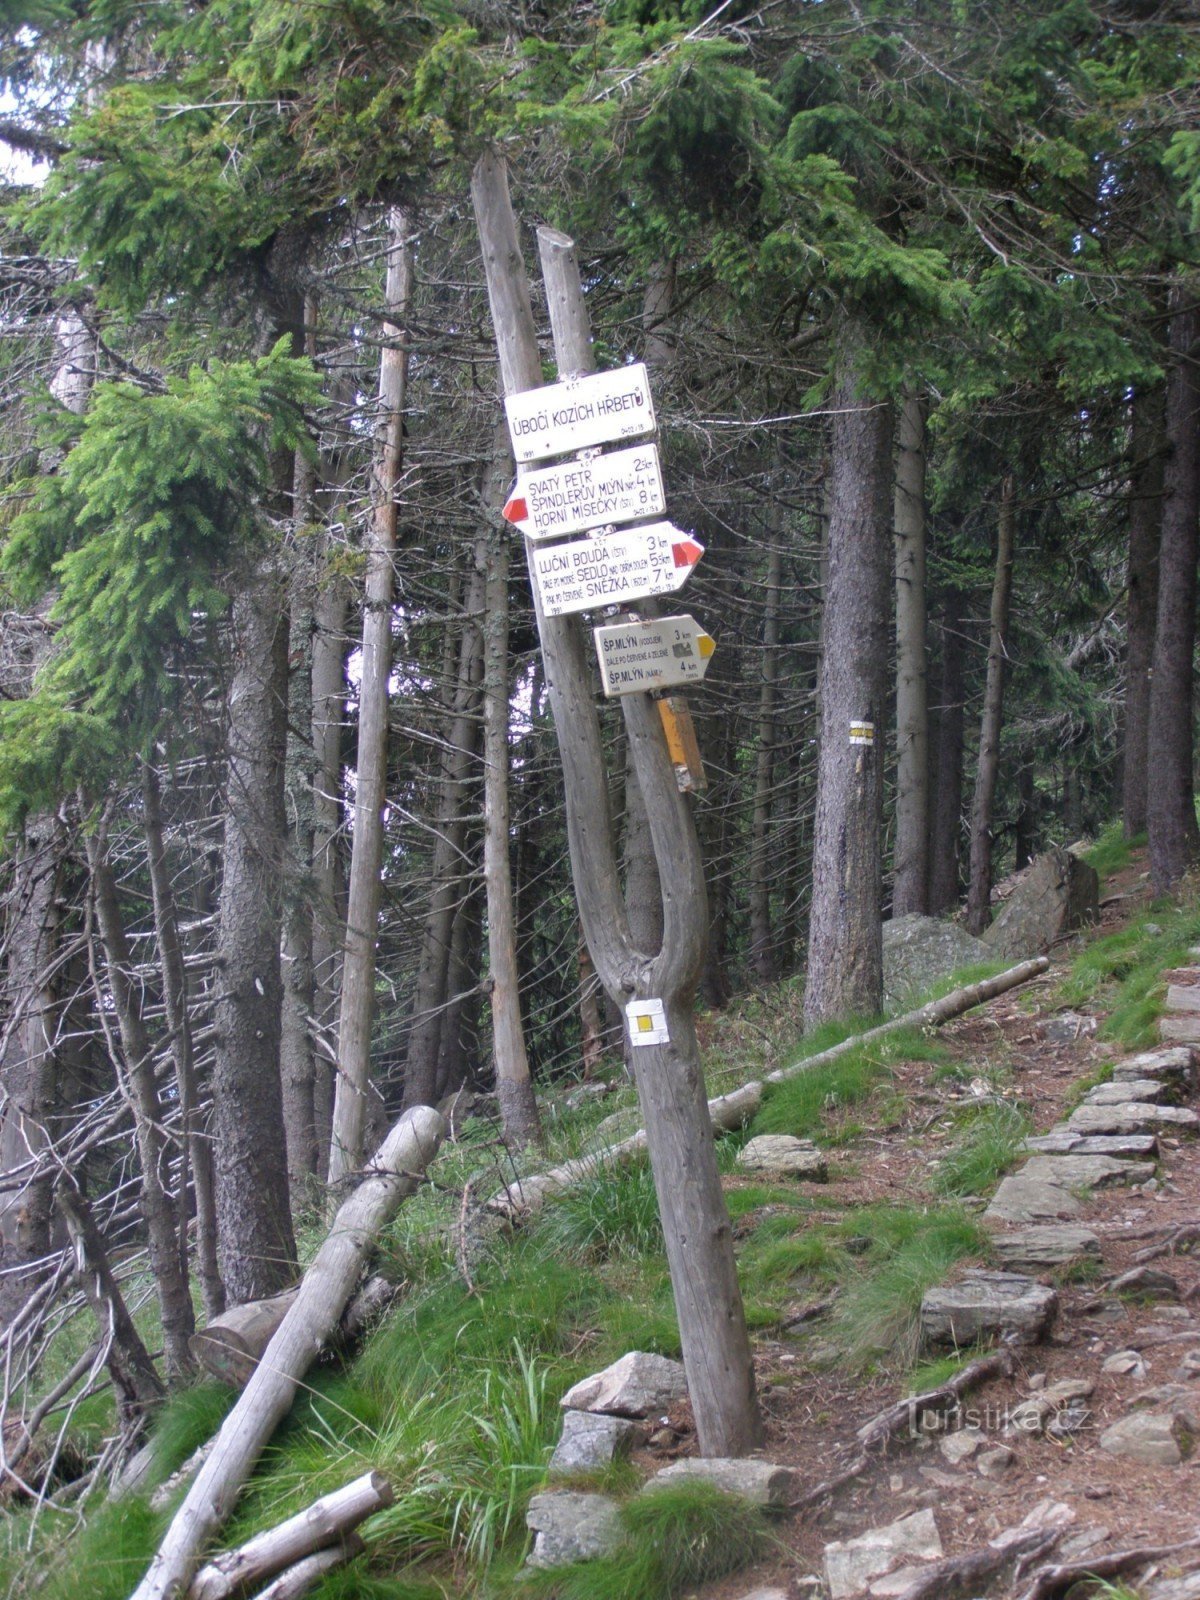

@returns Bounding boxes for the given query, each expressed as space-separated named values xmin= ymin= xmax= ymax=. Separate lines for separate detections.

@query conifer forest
xmin=0 ymin=2 xmax=1199 ymax=1597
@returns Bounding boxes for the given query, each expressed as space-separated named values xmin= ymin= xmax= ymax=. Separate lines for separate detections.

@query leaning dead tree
xmin=131 ymin=1106 xmax=445 ymax=1600
xmin=472 ymin=150 xmax=761 ymax=1457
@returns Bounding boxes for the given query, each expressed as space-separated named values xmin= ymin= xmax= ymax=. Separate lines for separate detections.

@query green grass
xmin=533 ymin=1156 xmax=663 ymax=1263
xmin=1083 ymin=821 xmax=1144 ymax=882
xmin=930 ymin=1101 xmax=1030 ymax=1197
xmin=1058 ymin=904 xmax=1200 ymax=1049
xmin=750 ymin=1025 xmax=948 ymax=1143
xmin=519 ymin=1480 xmax=773 ymax=1600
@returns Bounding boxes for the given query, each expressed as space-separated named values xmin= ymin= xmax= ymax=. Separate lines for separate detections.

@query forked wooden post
xmin=470 ymin=149 xmax=761 ymax=1456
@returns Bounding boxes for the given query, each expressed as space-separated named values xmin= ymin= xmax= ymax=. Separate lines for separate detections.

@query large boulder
xmin=882 ymin=915 xmax=991 ymax=1010
xmin=981 ymin=847 xmax=1098 ymax=961
xmin=560 ymin=1351 xmax=687 ymax=1418
xmin=920 ymin=1269 xmax=1058 ymax=1346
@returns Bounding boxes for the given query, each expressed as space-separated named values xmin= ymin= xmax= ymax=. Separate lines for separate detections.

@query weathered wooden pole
xmin=470 ymin=148 xmax=760 ymax=1457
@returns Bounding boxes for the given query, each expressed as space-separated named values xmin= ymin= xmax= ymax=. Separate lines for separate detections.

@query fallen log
xmin=190 ymin=1471 xmax=391 ymax=1600
xmin=130 ymin=1107 xmax=445 ymax=1600
xmin=488 ymin=958 xmax=1049 ymax=1221
xmin=191 ymin=1276 xmax=399 ymax=1387
xmin=247 ymin=1538 xmax=362 ymax=1600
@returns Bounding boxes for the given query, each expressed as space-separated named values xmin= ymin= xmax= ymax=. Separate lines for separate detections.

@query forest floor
xmin=13 ymin=834 xmax=1200 ymax=1600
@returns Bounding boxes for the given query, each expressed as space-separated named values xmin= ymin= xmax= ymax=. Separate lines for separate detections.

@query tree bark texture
xmin=747 ymin=529 xmax=783 ymax=980
xmin=212 ymin=577 xmax=297 ymax=1303
xmin=130 ymin=1108 xmax=444 ymax=1600
xmin=328 ymin=209 xmax=413 ymax=1183
xmin=143 ymin=761 xmax=224 ymax=1322
xmin=964 ymin=478 xmax=1016 ymax=935
xmin=309 ymin=563 xmax=348 ymax=1167
xmin=927 ymin=591 xmax=968 ymax=914
xmin=477 ymin=438 xmax=542 ymax=1145
xmin=1147 ymin=289 xmax=1200 ymax=894
xmin=471 ymin=153 xmax=761 ymax=1458
xmin=803 ymin=323 xmax=892 ymax=1026
xmin=892 ymin=386 xmax=929 ymax=917
xmin=1123 ymin=384 xmax=1164 ymax=840
xmin=86 ymin=831 xmax=195 ymax=1380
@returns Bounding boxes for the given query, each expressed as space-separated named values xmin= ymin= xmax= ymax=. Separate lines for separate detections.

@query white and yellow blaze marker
xmin=849 ymin=720 xmax=875 ymax=746
xmin=626 ymin=998 xmax=669 ymax=1046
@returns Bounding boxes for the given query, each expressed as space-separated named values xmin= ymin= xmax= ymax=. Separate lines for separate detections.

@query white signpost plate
xmin=594 ymin=614 xmax=716 ymax=697
xmin=531 ymin=524 xmax=704 ymax=617
xmin=502 ymin=444 xmax=664 ymax=541
xmin=505 ymin=364 xmax=655 ymax=462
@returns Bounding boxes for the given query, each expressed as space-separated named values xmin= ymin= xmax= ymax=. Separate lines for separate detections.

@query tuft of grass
xmin=1084 ymin=821 xmax=1143 ymax=883
xmin=751 ymin=1026 xmax=947 ymax=1143
xmin=1058 ymin=905 xmax=1200 ymax=1047
xmin=828 ymin=1205 xmax=987 ymax=1371
xmin=906 ymin=1350 xmax=982 ymax=1394
xmin=533 ymin=1156 xmax=663 ymax=1263
xmin=146 ymin=1380 xmax=237 ymax=1483
xmin=521 ymin=1481 xmax=773 ymax=1600
xmin=930 ymin=1101 xmax=1030 ymax=1197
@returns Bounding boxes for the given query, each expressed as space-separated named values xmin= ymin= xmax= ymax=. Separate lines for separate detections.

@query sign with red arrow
xmin=593 ymin=614 xmax=717 ymax=697
xmin=502 ymin=444 xmax=664 ymax=540
xmin=530 ymin=524 xmax=704 ymax=617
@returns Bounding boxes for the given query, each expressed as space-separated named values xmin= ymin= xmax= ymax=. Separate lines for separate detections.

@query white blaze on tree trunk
xmin=327 ymin=209 xmax=413 ymax=1184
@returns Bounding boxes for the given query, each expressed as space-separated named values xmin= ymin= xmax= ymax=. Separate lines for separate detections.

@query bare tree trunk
xmin=964 ymin=478 xmax=1016 ymax=935
xmin=212 ymin=578 xmax=297 ymax=1303
xmin=1147 ymin=288 xmax=1200 ymax=894
xmin=892 ymin=386 xmax=929 ymax=917
xmin=57 ymin=1178 xmax=164 ymax=1441
xmin=927 ymin=591 xmax=967 ymax=914
xmin=433 ymin=876 xmax=482 ymax=1102
xmin=85 ymin=827 xmax=195 ymax=1381
xmin=1013 ymin=764 xmax=1038 ymax=870
xmin=310 ymin=565 xmax=347 ymax=1167
xmin=327 ymin=210 xmax=413 ymax=1184
xmin=402 ymin=576 xmax=484 ymax=1109
xmin=477 ymin=426 xmax=541 ymax=1145
xmin=1123 ymin=385 xmax=1164 ymax=840
xmin=480 ymin=168 xmax=760 ymax=1455
xmin=804 ymin=320 xmax=892 ymax=1026
xmin=143 ymin=762 xmax=224 ymax=1321
xmin=747 ymin=529 xmax=783 ymax=981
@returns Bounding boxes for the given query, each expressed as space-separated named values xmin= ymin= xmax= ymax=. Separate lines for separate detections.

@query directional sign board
xmin=503 ymin=444 xmax=664 ymax=541
xmin=505 ymin=364 xmax=655 ymax=463
xmin=594 ymin=614 xmax=716 ymax=697
xmin=531 ymin=524 xmax=704 ymax=617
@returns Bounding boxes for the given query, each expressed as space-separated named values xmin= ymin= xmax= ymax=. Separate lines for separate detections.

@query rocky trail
xmin=528 ymin=867 xmax=1200 ymax=1599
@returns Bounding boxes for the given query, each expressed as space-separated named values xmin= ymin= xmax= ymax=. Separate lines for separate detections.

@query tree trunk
xmin=747 ymin=530 xmax=783 ymax=980
xmin=402 ymin=572 xmax=485 ymax=1109
xmin=476 ymin=418 xmax=541 ymax=1143
xmin=129 ymin=1108 xmax=444 ymax=1600
xmin=143 ymin=761 xmax=224 ymax=1322
xmin=964 ymin=479 xmax=1016 ymax=935
xmin=211 ymin=577 xmax=297 ymax=1303
xmin=1123 ymin=384 xmax=1165 ymax=840
xmin=327 ymin=209 xmax=414 ymax=1184
xmin=1013 ymin=764 xmax=1038 ymax=871
xmin=85 ymin=827 xmax=195 ymax=1381
xmin=892 ymin=386 xmax=929 ymax=917
xmin=803 ymin=321 xmax=892 ymax=1026
xmin=472 ymin=153 xmax=761 ymax=1457
xmin=927 ymin=591 xmax=968 ymax=914
xmin=310 ymin=563 xmax=347 ymax=1168
xmin=1147 ymin=288 xmax=1200 ymax=894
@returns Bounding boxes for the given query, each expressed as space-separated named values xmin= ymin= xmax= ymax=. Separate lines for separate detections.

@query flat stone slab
xmin=644 ymin=1458 xmax=796 ymax=1507
xmin=1023 ymin=1131 xmax=1158 ymax=1158
xmin=1066 ymin=1102 xmax=1199 ymax=1137
xmin=1113 ymin=1046 xmax=1197 ymax=1087
xmin=1084 ymin=1079 xmax=1167 ymax=1105
xmin=1021 ymin=1153 xmax=1156 ymax=1189
xmin=561 ymin=1351 xmax=687 ymax=1418
xmin=985 ymin=1175 xmax=1080 ymax=1223
xmin=738 ymin=1134 xmax=828 ymax=1182
xmin=1099 ymin=1411 xmax=1190 ymax=1466
xmin=990 ymin=1225 xmax=1102 ymax=1270
xmin=824 ymin=1509 xmax=943 ymax=1600
xmin=1160 ymin=1015 xmax=1200 ymax=1044
xmin=921 ymin=1270 xmax=1057 ymax=1347
xmin=526 ymin=1490 xmax=622 ymax=1567
xmin=549 ymin=1409 xmax=643 ymax=1476
xmin=1039 ymin=1011 xmax=1096 ymax=1043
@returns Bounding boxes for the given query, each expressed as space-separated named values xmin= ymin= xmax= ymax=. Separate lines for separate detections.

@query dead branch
xmin=1012 ymin=1535 xmax=1200 ymax=1600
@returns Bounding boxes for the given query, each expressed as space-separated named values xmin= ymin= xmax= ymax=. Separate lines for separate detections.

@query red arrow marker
xmin=502 ymin=491 xmax=528 ymax=527
xmin=672 ymin=538 xmax=704 ymax=569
